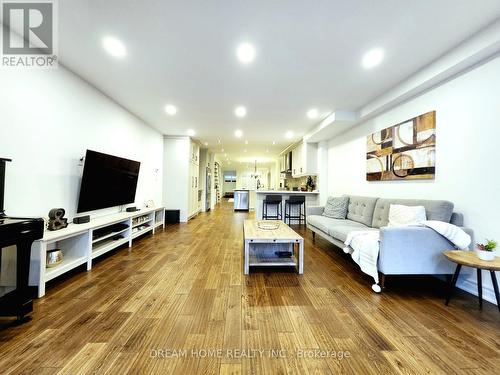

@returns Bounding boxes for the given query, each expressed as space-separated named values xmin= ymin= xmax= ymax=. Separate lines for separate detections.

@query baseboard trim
xmin=457 ymin=277 xmax=498 ymax=305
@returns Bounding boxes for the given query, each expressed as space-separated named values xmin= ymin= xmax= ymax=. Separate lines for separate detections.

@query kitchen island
xmin=255 ymin=190 xmax=319 ymax=222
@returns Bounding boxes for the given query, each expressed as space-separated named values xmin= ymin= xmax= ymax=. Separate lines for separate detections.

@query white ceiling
xmin=58 ymin=0 xmax=500 ymax=163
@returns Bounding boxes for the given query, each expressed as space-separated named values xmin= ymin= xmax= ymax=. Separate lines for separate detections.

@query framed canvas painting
xmin=366 ymin=111 xmax=436 ymax=181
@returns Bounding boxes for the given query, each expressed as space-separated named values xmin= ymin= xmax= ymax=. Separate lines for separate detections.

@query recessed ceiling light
xmin=285 ymin=131 xmax=294 ymax=139
xmin=218 ymin=139 xmax=221 ymax=144
xmin=362 ymin=48 xmax=384 ymax=69
xmin=102 ymin=36 xmax=127 ymax=58
xmin=272 ymin=141 xmax=276 ymax=145
xmin=234 ymin=129 xmax=243 ymax=138
xmin=187 ymin=129 xmax=195 ymax=136
xmin=244 ymin=140 xmax=248 ymax=145
xmin=307 ymin=108 xmax=319 ymax=119
xmin=204 ymin=142 xmax=208 ymax=146
xmin=236 ymin=43 xmax=256 ymax=64
xmin=235 ymin=106 xmax=247 ymax=118
xmin=164 ymin=104 xmax=177 ymax=116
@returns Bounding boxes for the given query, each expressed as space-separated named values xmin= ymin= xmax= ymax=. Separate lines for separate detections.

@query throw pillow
xmin=323 ymin=196 xmax=349 ymax=219
xmin=388 ymin=204 xmax=427 ymax=227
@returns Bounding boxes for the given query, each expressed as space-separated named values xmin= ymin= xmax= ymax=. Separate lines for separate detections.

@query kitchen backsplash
xmin=284 ymin=175 xmax=317 ymax=190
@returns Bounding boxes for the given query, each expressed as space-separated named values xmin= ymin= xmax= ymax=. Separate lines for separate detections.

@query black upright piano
xmin=0 ymin=158 xmax=44 ymax=320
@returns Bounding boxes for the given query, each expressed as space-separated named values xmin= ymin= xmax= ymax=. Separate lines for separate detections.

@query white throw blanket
xmin=344 ymin=230 xmax=381 ymax=285
xmin=422 ymin=220 xmax=471 ymax=249
xmin=343 ymin=221 xmax=471 ymax=292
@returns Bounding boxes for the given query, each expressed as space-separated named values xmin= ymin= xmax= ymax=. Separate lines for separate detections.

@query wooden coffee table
xmin=444 ymin=250 xmax=500 ymax=311
xmin=243 ymin=220 xmax=304 ymax=275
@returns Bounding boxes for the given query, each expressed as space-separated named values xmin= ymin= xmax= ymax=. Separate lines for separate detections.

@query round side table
xmin=444 ymin=250 xmax=500 ymax=310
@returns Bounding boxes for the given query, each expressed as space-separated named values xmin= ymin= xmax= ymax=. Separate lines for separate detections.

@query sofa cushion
xmin=329 ymin=224 xmax=375 ymax=242
xmin=323 ymin=196 xmax=349 ymax=219
xmin=306 ymin=215 xmax=336 ymax=234
xmin=371 ymin=198 xmax=454 ymax=228
xmin=307 ymin=215 xmax=369 ymax=239
xmin=346 ymin=196 xmax=378 ymax=227
xmin=307 ymin=215 xmax=363 ymax=232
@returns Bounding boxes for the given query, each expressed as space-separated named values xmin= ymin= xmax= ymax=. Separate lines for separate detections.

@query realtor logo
xmin=1 ymin=0 xmax=58 ymax=68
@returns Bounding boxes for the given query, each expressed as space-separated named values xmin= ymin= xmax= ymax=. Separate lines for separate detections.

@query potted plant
xmin=306 ymin=176 xmax=315 ymax=192
xmin=476 ymin=239 xmax=497 ymax=261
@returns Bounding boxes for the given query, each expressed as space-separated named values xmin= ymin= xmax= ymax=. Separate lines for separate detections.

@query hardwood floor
xmin=1 ymin=201 xmax=499 ymax=374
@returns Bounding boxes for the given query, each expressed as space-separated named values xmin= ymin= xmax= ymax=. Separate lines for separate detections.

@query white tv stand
xmin=29 ymin=207 xmax=165 ymax=297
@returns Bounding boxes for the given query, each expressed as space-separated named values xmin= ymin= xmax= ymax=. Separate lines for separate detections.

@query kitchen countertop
xmin=255 ymin=190 xmax=319 ymax=194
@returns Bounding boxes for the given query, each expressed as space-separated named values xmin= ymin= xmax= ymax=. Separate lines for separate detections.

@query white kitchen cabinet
xmin=291 ymin=141 xmax=317 ymax=177
xmin=188 ymin=160 xmax=200 ymax=218
xmin=163 ymin=136 xmax=201 ymax=222
xmin=291 ymin=142 xmax=302 ymax=177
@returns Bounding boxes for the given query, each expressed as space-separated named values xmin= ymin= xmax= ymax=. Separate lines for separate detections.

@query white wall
xmin=0 ymin=66 xmax=163 ymax=220
xmin=327 ymin=56 xmax=500 ymax=303
xmin=163 ymin=137 xmax=190 ymax=222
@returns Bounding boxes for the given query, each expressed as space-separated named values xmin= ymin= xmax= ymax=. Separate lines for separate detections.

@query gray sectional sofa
xmin=306 ymin=195 xmax=473 ymax=288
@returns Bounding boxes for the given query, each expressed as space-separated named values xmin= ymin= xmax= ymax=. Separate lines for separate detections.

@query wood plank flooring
xmin=0 ymin=201 xmax=499 ymax=374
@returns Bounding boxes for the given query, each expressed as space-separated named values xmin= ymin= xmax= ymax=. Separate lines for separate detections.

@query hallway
xmin=0 ymin=201 xmax=499 ymax=374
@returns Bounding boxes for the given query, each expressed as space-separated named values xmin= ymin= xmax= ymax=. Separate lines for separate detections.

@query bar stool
xmin=262 ymin=195 xmax=282 ymax=220
xmin=284 ymin=195 xmax=306 ymax=225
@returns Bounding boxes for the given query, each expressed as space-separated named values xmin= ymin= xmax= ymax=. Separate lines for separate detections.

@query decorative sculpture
xmin=47 ymin=208 xmax=68 ymax=231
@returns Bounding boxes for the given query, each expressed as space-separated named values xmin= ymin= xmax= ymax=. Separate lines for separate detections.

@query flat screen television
xmin=77 ymin=150 xmax=141 ymax=213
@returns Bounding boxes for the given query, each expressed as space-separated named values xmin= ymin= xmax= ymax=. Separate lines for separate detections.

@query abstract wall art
xmin=366 ymin=111 xmax=436 ymax=181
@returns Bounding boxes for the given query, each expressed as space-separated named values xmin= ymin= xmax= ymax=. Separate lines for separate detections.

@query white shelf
xmin=39 ymin=208 xmax=160 ymax=242
xmin=132 ymin=217 xmax=153 ymax=229
xmin=30 ymin=207 xmax=166 ymax=298
xmin=44 ymin=256 xmax=88 ymax=282
xmin=131 ymin=226 xmax=153 ymax=239
xmin=92 ymin=227 xmax=129 ymax=244
xmin=92 ymin=237 xmax=129 ymax=259
xmin=248 ymin=254 xmax=297 ymax=267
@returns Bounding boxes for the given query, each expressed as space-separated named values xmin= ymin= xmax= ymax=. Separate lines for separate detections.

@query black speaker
xmin=126 ymin=207 xmax=139 ymax=212
xmin=73 ymin=215 xmax=90 ymax=224
xmin=165 ymin=209 xmax=180 ymax=224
